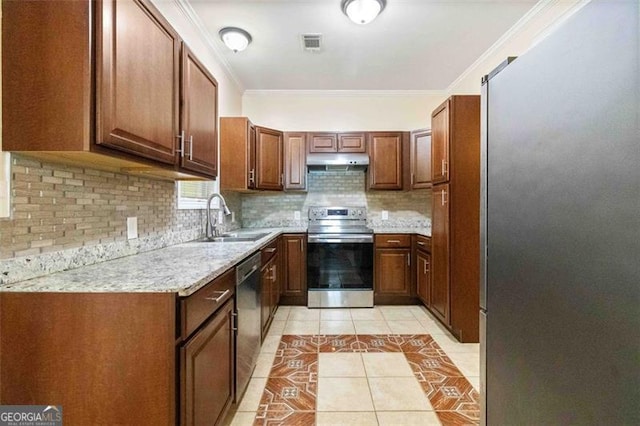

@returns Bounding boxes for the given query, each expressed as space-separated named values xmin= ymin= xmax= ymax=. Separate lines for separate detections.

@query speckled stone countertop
xmin=0 ymin=228 xmax=304 ymax=296
xmin=372 ymin=227 xmax=431 ymax=237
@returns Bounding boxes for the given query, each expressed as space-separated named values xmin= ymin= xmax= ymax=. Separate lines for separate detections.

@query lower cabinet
xmin=181 ymin=299 xmax=234 ymax=426
xmin=415 ymin=247 xmax=432 ymax=307
xmin=281 ymin=234 xmax=307 ymax=305
xmin=260 ymin=237 xmax=279 ymax=338
xmin=374 ymin=234 xmax=412 ymax=304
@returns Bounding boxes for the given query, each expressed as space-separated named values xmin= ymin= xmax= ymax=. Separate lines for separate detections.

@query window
xmin=0 ymin=152 xmax=10 ymax=218
xmin=177 ymin=180 xmax=216 ymax=209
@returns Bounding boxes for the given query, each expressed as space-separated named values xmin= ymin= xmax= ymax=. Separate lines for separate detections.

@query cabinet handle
xmin=231 ymin=311 xmax=238 ymax=332
xmin=417 ymin=241 xmax=425 ymax=246
xmin=441 ymin=189 xmax=448 ymax=206
xmin=424 ymin=260 xmax=428 ymax=275
xmin=271 ymin=265 xmax=277 ymax=281
xmin=411 ymin=173 xmax=415 ymax=185
xmin=189 ymin=135 xmax=194 ymax=161
xmin=248 ymin=169 xmax=255 ymax=185
xmin=205 ymin=289 xmax=230 ymax=303
xmin=387 ymin=239 xmax=401 ymax=244
xmin=280 ymin=173 xmax=284 ymax=186
xmin=441 ymin=159 xmax=447 ymax=176
xmin=426 ymin=261 xmax=430 ymax=273
xmin=300 ymin=239 xmax=303 ymax=253
xmin=264 ymin=247 xmax=276 ymax=253
xmin=407 ymin=253 xmax=411 ymax=267
xmin=176 ymin=131 xmax=185 ymax=156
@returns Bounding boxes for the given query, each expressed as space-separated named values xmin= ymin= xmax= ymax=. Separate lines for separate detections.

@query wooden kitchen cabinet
xmin=261 ymin=238 xmax=279 ymax=337
xmin=431 ymin=100 xmax=450 ymax=184
xmin=284 ymin=132 xmax=307 ymax=190
xmin=181 ymin=299 xmax=234 ymax=426
xmin=220 ymin=118 xmax=284 ymax=191
xmin=374 ymin=234 xmax=412 ymax=304
xmin=413 ymin=235 xmax=432 ymax=307
xmin=410 ymin=129 xmax=432 ymax=189
xmin=179 ymin=44 xmax=218 ymax=177
xmin=308 ymin=132 xmax=366 ymax=153
xmin=429 ymin=95 xmax=481 ymax=343
xmin=367 ymin=132 xmax=410 ymax=190
xmin=2 ymin=0 xmax=218 ymax=180
xmin=281 ymin=234 xmax=307 ymax=305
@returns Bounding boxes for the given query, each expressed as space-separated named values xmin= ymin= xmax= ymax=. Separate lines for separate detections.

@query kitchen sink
xmin=199 ymin=232 xmax=271 ymax=243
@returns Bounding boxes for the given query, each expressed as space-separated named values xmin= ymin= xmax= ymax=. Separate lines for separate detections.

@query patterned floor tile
xmin=420 ymin=377 xmax=480 ymax=412
xmin=316 ymin=335 xmax=359 ymax=353
xmin=436 ymin=410 xmax=480 ymax=425
xmin=259 ymin=377 xmax=317 ymax=412
xmin=278 ymin=335 xmax=318 ymax=355
xmin=355 ymin=334 xmax=402 ymax=352
xmin=394 ymin=334 xmax=438 ymax=352
xmin=405 ymin=351 xmax=465 ymax=378
xmin=254 ymin=410 xmax=315 ymax=426
xmin=269 ymin=353 xmax=318 ymax=379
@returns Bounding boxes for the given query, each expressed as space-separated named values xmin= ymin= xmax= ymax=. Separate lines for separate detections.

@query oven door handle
xmin=308 ymin=234 xmax=374 ymax=244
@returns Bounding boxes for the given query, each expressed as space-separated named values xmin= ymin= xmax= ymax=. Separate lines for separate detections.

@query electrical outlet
xmin=381 ymin=210 xmax=389 ymax=220
xmin=294 ymin=211 xmax=301 ymax=220
xmin=127 ymin=217 xmax=138 ymax=240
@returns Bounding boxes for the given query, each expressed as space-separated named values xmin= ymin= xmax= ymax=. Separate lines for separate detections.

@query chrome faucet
xmin=206 ymin=192 xmax=232 ymax=239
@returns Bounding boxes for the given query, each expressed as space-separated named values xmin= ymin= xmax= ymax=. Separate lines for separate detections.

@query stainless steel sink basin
xmin=198 ymin=232 xmax=271 ymax=243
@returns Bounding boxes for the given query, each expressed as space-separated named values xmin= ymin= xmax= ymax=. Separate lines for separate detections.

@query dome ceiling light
xmin=219 ymin=27 xmax=252 ymax=52
xmin=341 ymin=0 xmax=386 ymax=25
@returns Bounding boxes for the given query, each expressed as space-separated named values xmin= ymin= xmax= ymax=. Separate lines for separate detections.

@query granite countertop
xmin=0 ymin=225 xmax=430 ymax=296
xmin=0 ymin=228 xmax=304 ymax=296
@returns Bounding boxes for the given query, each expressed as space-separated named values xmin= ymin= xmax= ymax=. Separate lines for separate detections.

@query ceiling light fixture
xmin=341 ymin=0 xmax=386 ymax=25
xmin=219 ymin=27 xmax=252 ymax=52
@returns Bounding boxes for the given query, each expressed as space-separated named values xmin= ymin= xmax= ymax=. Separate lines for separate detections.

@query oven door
xmin=307 ymin=234 xmax=374 ymax=291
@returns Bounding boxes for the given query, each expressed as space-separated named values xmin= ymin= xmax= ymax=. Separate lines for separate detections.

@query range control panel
xmin=308 ymin=206 xmax=367 ymax=220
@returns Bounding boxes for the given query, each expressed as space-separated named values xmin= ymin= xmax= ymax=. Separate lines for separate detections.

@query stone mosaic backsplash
xmin=242 ymin=171 xmax=431 ymax=230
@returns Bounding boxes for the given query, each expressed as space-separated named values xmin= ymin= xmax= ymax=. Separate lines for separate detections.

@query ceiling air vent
xmin=301 ymin=34 xmax=322 ymax=52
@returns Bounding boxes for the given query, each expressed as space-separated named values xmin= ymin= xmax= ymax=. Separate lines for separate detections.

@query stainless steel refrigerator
xmin=480 ymin=0 xmax=639 ymax=423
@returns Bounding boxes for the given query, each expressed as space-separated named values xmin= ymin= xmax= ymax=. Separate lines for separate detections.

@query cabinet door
xmin=180 ymin=44 xmax=218 ymax=177
xmin=431 ymin=100 xmax=450 ymax=184
xmin=368 ymin=132 xmax=404 ymax=190
xmin=282 ymin=235 xmax=307 ymax=302
xmin=255 ymin=127 xmax=283 ymax=190
xmin=308 ymin=133 xmax=337 ymax=153
xmin=96 ymin=0 xmax=180 ymax=164
xmin=411 ymin=129 xmax=432 ymax=189
xmin=181 ymin=299 xmax=234 ymax=426
xmin=375 ymin=248 xmax=411 ymax=296
xmin=416 ymin=250 xmax=431 ymax=306
xmin=431 ymin=184 xmax=450 ymax=324
xmin=338 ymin=133 xmax=366 ymax=153
xmin=284 ymin=133 xmax=307 ymax=190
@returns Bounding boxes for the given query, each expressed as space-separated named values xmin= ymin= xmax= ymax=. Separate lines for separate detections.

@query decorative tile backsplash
xmin=242 ymin=171 xmax=431 ymax=229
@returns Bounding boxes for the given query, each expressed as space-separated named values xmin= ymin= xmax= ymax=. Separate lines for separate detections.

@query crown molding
xmin=173 ymin=0 xmax=245 ymax=92
xmin=243 ymin=89 xmax=447 ymax=98
xmin=445 ymin=0 xmax=586 ymax=94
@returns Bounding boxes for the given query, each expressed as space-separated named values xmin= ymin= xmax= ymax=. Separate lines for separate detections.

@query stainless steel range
xmin=307 ymin=206 xmax=374 ymax=308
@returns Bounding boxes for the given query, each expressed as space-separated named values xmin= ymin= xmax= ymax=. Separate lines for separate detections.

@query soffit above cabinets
xmin=177 ymin=0 xmax=538 ymax=91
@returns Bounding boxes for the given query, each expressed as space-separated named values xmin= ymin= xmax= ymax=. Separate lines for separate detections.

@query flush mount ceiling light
xmin=341 ymin=0 xmax=386 ymax=25
xmin=219 ymin=27 xmax=252 ymax=52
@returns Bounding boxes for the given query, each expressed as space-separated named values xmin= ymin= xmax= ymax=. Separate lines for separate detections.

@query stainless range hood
xmin=307 ymin=153 xmax=369 ymax=171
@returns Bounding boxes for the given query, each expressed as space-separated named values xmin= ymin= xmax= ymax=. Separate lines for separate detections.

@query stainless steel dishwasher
xmin=234 ymin=252 xmax=261 ymax=403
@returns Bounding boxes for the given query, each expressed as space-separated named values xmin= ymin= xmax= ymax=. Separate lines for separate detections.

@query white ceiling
xmin=185 ymin=0 xmax=539 ymax=91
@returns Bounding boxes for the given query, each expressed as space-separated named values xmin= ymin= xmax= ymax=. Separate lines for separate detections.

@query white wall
xmin=243 ymin=91 xmax=444 ymax=131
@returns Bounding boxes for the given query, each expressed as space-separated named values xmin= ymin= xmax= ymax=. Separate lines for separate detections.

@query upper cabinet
xmin=179 ymin=44 xmax=219 ymax=177
xmin=2 ymin=0 xmax=218 ymax=180
xmin=308 ymin=132 xmax=366 ymax=153
xmin=255 ymin=127 xmax=284 ymax=191
xmin=431 ymin=100 xmax=450 ymax=184
xmin=284 ymin=133 xmax=307 ymax=191
xmin=367 ymin=132 xmax=409 ymax=190
xmin=220 ymin=118 xmax=284 ymax=191
xmin=95 ymin=0 xmax=180 ymax=165
xmin=410 ymin=129 xmax=432 ymax=189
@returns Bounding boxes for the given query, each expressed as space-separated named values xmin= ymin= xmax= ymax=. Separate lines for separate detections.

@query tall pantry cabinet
xmin=430 ymin=96 xmax=481 ymax=343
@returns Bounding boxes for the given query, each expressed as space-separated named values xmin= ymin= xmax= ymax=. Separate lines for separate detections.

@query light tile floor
xmin=228 ymin=305 xmax=480 ymax=426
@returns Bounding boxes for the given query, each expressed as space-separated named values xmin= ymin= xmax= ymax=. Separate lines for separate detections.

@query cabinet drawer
xmin=261 ymin=238 xmax=278 ymax=264
xmin=375 ymin=234 xmax=411 ymax=248
xmin=414 ymin=235 xmax=431 ymax=252
xmin=181 ymin=268 xmax=235 ymax=339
